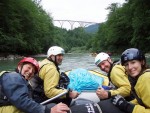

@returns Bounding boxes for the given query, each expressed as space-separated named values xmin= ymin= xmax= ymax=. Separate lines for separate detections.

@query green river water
xmin=0 ymin=53 xmax=150 ymax=72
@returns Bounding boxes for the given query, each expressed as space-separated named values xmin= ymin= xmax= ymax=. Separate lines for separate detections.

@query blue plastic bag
xmin=67 ymin=68 xmax=104 ymax=92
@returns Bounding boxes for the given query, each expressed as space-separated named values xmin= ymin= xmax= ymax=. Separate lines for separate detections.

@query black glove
xmin=58 ymin=72 xmax=70 ymax=89
xmin=112 ymin=95 xmax=135 ymax=113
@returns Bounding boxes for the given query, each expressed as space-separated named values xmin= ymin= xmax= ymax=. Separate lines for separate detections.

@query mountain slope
xmin=84 ymin=23 xmax=100 ymax=33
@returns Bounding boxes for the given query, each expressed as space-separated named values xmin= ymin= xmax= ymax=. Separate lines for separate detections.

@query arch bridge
xmin=53 ymin=20 xmax=99 ymax=30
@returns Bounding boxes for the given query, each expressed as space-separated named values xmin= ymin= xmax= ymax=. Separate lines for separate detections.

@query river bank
xmin=0 ymin=53 xmax=47 ymax=60
xmin=1 ymin=52 xmax=150 ymax=61
xmin=0 ymin=54 xmax=24 ymax=60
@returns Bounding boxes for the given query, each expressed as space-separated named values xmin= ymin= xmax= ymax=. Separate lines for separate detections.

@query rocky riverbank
xmin=0 ymin=54 xmax=24 ymax=60
xmin=0 ymin=54 xmax=47 ymax=60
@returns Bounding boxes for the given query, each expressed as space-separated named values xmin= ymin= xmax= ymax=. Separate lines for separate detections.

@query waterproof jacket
xmin=0 ymin=72 xmax=47 ymax=113
xmin=130 ymin=71 xmax=150 ymax=113
xmin=39 ymin=58 xmax=67 ymax=98
xmin=109 ymin=65 xmax=131 ymax=97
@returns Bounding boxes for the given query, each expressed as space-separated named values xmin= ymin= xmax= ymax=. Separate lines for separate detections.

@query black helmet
xmin=121 ymin=48 xmax=145 ymax=65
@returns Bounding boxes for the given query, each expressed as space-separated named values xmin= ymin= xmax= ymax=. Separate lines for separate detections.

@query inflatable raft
xmin=40 ymin=68 xmax=109 ymax=106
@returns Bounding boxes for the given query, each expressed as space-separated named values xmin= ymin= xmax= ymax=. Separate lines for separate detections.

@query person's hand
xmin=51 ymin=102 xmax=70 ymax=113
xmin=96 ymin=87 xmax=109 ymax=99
xmin=112 ymin=95 xmax=135 ymax=113
xmin=69 ymin=90 xmax=79 ymax=99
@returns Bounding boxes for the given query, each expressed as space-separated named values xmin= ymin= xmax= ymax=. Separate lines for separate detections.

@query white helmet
xmin=47 ymin=46 xmax=65 ymax=58
xmin=95 ymin=52 xmax=110 ymax=66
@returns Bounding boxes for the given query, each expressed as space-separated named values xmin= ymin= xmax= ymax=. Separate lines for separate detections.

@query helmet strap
xmin=17 ymin=64 xmax=24 ymax=75
xmin=47 ymin=56 xmax=57 ymax=65
xmin=47 ymin=57 xmax=60 ymax=72
xmin=54 ymin=55 xmax=57 ymax=64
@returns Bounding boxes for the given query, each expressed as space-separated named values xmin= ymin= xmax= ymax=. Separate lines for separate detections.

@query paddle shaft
xmin=40 ymin=90 xmax=68 ymax=105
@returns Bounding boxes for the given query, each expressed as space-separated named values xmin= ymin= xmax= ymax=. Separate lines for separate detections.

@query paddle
xmin=40 ymin=90 xmax=68 ymax=105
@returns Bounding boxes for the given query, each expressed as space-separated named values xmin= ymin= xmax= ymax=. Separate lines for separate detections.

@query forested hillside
xmin=0 ymin=0 xmax=150 ymax=56
xmin=0 ymin=0 xmax=93 ymax=55
xmin=53 ymin=27 xmax=93 ymax=53
xmin=92 ymin=0 xmax=150 ymax=53
xmin=0 ymin=0 xmax=54 ymax=55
xmin=84 ymin=23 xmax=100 ymax=33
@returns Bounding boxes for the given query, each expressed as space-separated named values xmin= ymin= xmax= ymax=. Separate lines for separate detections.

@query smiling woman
xmin=110 ymin=48 xmax=150 ymax=113
xmin=0 ymin=57 xmax=48 ymax=113
xmin=17 ymin=57 xmax=39 ymax=80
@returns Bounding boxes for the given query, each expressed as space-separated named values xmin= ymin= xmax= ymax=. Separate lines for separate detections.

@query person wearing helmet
xmin=0 ymin=57 xmax=70 ymax=113
xmin=38 ymin=46 xmax=79 ymax=106
xmin=111 ymin=48 xmax=150 ymax=113
xmin=17 ymin=57 xmax=39 ymax=80
xmin=95 ymin=52 xmax=131 ymax=100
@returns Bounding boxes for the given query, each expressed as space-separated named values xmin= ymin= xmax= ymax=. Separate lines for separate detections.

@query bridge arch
xmin=53 ymin=20 xmax=99 ymax=30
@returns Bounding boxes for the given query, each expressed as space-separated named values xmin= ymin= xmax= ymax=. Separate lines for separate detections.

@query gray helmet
xmin=121 ymin=48 xmax=145 ymax=65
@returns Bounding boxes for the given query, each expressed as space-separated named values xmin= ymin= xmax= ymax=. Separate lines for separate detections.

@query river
xmin=0 ymin=53 xmax=100 ymax=72
xmin=0 ymin=53 xmax=150 ymax=72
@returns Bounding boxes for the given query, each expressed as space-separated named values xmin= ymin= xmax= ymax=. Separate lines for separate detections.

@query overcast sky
xmin=40 ymin=0 xmax=125 ymax=29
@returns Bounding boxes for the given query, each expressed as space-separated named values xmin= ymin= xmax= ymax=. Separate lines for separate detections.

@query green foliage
xmin=0 ymin=0 xmax=54 ymax=55
xmin=94 ymin=0 xmax=150 ymax=53
xmin=130 ymin=0 xmax=150 ymax=52
xmin=69 ymin=46 xmax=88 ymax=53
xmin=1 ymin=0 xmax=150 ymax=55
xmin=0 ymin=0 xmax=94 ymax=55
xmin=53 ymin=27 xmax=94 ymax=53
